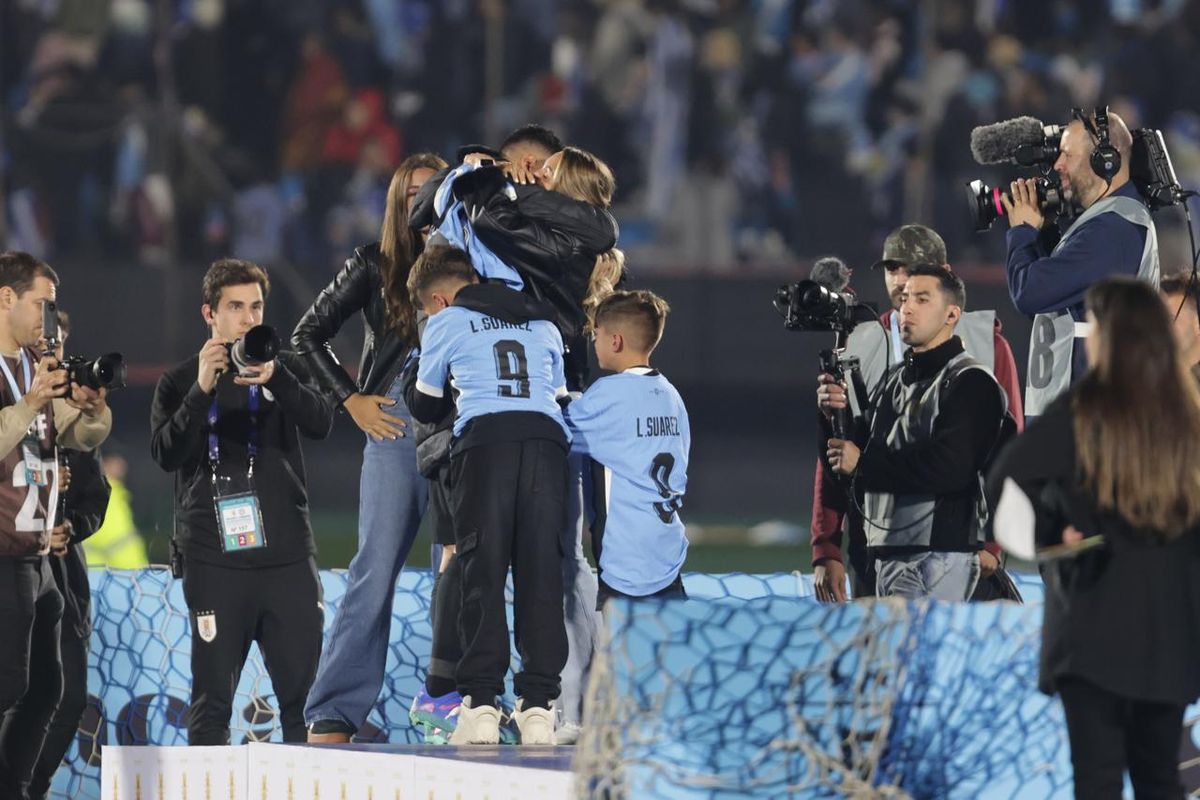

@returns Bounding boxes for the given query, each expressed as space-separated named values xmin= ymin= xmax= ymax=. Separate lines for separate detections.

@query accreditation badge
xmin=21 ymin=434 xmax=50 ymax=487
xmin=212 ymin=471 xmax=266 ymax=553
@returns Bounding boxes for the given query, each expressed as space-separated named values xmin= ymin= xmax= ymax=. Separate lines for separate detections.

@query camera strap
xmin=1 ymin=350 xmax=54 ymax=487
xmin=207 ymin=385 xmax=260 ymax=476
xmin=0 ymin=349 xmax=32 ymax=401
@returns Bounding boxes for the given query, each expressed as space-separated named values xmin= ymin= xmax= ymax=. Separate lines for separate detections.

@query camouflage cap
xmin=871 ymin=224 xmax=948 ymax=269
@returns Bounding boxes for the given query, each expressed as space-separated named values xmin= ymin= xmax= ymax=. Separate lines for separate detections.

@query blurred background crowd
xmin=3 ymin=0 xmax=1200 ymax=570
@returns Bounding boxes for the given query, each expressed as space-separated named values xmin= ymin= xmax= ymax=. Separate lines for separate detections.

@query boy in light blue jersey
xmin=404 ymin=245 xmax=569 ymax=746
xmin=564 ymin=290 xmax=691 ymax=608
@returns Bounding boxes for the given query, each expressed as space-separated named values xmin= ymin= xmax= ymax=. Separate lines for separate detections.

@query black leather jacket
xmin=291 ymin=243 xmax=414 ymax=404
xmin=411 ymin=165 xmax=619 ymax=389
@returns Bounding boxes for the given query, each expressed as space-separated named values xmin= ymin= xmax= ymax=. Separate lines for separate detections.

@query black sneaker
xmin=308 ymin=719 xmax=355 ymax=736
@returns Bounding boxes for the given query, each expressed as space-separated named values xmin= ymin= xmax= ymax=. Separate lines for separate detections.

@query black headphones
xmin=1073 ymin=105 xmax=1121 ymax=181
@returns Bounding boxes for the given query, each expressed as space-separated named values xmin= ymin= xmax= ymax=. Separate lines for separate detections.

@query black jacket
xmin=51 ymin=448 xmax=110 ymax=639
xmin=846 ymin=337 xmax=1008 ymax=555
xmin=986 ymin=394 xmax=1200 ymax=705
xmin=411 ymin=165 xmax=619 ymax=390
xmin=291 ymin=243 xmax=415 ymax=404
xmin=404 ymin=282 xmax=567 ymax=455
xmin=150 ymin=352 xmax=334 ymax=568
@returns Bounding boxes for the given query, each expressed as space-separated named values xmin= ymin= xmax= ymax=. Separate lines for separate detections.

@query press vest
xmin=862 ymin=351 xmax=1006 ymax=550
xmin=1024 ymin=195 xmax=1159 ymax=416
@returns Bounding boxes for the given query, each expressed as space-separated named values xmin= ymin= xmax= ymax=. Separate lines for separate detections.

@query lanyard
xmin=889 ymin=314 xmax=905 ymax=366
xmin=208 ymin=385 xmax=259 ymax=475
xmin=0 ymin=350 xmax=32 ymax=401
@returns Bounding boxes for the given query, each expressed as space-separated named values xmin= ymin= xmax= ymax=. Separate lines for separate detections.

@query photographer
xmin=1004 ymin=109 xmax=1159 ymax=417
xmin=151 ymin=259 xmax=334 ymax=745
xmin=0 ymin=252 xmax=110 ymax=800
xmin=811 ymin=225 xmax=1023 ymax=602
xmin=818 ymin=266 xmax=1009 ymax=600
xmin=30 ymin=310 xmax=112 ymax=800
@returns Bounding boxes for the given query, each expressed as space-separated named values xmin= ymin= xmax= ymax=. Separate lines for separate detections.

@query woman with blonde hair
xmin=988 ymin=276 xmax=1200 ymax=799
xmin=292 ymin=152 xmax=447 ymax=743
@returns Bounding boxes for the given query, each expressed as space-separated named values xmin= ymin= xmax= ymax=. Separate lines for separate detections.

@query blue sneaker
xmin=409 ymin=689 xmax=463 ymax=737
xmin=409 ymin=689 xmax=521 ymax=744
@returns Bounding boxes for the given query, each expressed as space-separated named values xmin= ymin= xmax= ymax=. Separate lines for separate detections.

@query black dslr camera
xmin=226 ymin=324 xmax=280 ymax=376
xmin=41 ymin=301 xmax=127 ymax=392
xmin=773 ymin=280 xmax=875 ymax=333
xmin=774 ymin=270 xmax=874 ymax=439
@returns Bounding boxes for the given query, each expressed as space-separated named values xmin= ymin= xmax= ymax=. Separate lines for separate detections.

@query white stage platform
xmin=102 ymin=742 xmax=575 ymax=799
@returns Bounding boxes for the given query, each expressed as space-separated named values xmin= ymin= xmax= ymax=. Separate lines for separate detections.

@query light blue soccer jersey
xmin=433 ymin=163 xmax=525 ymax=290
xmin=564 ymin=367 xmax=690 ymax=595
xmin=416 ymin=305 xmax=569 ymax=438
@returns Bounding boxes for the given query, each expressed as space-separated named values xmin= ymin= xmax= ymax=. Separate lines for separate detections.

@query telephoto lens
xmin=229 ymin=325 xmax=280 ymax=374
xmin=64 ymin=354 xmax=127 ymax=391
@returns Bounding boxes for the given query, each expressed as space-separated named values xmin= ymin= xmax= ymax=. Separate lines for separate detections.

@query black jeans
xmin=1058 ymin=675 xmax=1186 ymax=800
xmin=181 ymin=557 xmax=323 ymax=745
xmin=597 ymin=573 xmax=687 ymax=611
xmin=29 ymin=619 xmax=87 ymax=800
xmin=0 ymin=557 xmax=64 ymax=800
xmin=451 ymin=439 xmax=568 ymax=709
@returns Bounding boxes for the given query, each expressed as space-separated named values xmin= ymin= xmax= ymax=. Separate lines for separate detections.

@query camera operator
xmin=818 ymin=265 xmax=1009 ymax=601
xmin=0 ymin=252 xmax=111 ymax=800
xmin=811 ymin=225 xmax=1023 ymax=602
xmin=151 ymin=259 xmax=334 ymax=745
xmin=30 ymin=310 xmax=111 ymax=800
xmin=1004 ymin=109 xmax=1159 ymax=417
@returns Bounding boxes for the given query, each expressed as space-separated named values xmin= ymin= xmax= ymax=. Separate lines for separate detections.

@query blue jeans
xmin=875 ymin=551 xmax=980 ymax=602
xmin=560 ymin=452 xmax=602 ymax=726
xmin=304 ymin=384 xmax=428 ymax=731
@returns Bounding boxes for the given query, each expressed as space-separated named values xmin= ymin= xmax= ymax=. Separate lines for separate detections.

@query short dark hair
xmin=56 ymin=309 xmax=71 ymax=338
xmin=202 ymin=258 xmax=270 ymax=308
xmin=1161 ymin=274 xmax=1199 ymax=316
xmin=500 ymin=124 xmax=564 ymax=159
xmin=593 ymin=290 xmax=671 ymax=353
xmin=906 ymin=264 xmax=966 ymax=309
xmin=0 ymin=251 xmax=59 ymax=296
xmin=406 ymin=245 xmax=478 ymax=305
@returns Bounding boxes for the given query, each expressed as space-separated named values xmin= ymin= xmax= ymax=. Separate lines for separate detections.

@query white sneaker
xmin=514 ymin=699 xmax=557 ymax=745
xmin=556 ymin=721 xmax=582 ymax=745
xmin=449 ymin=696 xmax=501 ymax=745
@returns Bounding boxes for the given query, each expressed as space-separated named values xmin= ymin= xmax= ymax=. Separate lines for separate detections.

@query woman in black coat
xmin=987 ymin=277 xmax=1200 ymax=800
xmin=291 ymin=152 xmax=447 ymax=742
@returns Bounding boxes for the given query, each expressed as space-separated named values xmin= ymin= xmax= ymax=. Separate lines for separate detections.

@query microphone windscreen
xmin=810 ymin=256 xmax=852 ymax=292
xmin=970 ymin=117 xmax=1047 ymax=165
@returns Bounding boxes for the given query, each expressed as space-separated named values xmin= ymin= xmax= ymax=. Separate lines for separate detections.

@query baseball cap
xmin=870 ymin=224 xmax=948 ymax=270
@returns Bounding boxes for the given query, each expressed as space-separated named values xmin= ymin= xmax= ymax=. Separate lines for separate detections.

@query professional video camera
xmin=965 ymin=109 xmax=1191 ymax=231
xmin=40 ymin=302 xmax=127 ymax=392
xmin=965 ymin=116 xmax=1072 ymax=231
xmin=226 ymin=324 xmax=280 ymax=376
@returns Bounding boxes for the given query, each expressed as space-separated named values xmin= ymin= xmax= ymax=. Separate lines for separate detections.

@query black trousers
xmin=1058 ymin=675 xmax=1186 ymax=800
xmin=427 ymin=551 xmax=464 ymax=697
xmin=597 ymin=573 xmax=687 ymax=611
xmin=451 ymin=439 xmax=568 ymax=709
xmin=181 ymin=557 xmax=323 ymax=745
xmin=29 ymin=619 xmax=87 ymax=800
xmin=0 ymin=557 xmax=64 ymax=800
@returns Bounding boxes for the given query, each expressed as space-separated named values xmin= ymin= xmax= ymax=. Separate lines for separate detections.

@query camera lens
xmin=230 ymin=325 xmax=280 ymax=373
